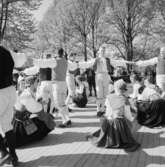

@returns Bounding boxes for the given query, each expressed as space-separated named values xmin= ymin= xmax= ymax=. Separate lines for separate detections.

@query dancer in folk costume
xmin=79 ymin=45 xmax=133 ymax=116
xmin=34 ymin=48 xmax=78 ymax=128
xmin=136 ymin=47 xmax=165 ymax=97
xmin=78 ymin=45 xmax=113 ymax=116
xmin=65 ymin=53 xmax=77 ymax=107
xmin=0 ymin=46 xmax=27 ymax=166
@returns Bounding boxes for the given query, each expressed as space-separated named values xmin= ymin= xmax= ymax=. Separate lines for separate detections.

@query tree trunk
xmin=83 ymin=34 xmax=87 ymax=61
xmin=92 ymin=24 xmax=97 ymax=58
xmin=1 ymin=4 xmax=8 ymax=42
xmin=126 ymin=0 xmax=133 ymax=73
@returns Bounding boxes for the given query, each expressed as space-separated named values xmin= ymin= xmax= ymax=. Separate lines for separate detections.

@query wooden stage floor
xmin=9 ymin=102 xmax=165 ymax=167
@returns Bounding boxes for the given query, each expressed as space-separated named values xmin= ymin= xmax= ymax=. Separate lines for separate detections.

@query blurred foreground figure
xmin=0 ymin=46 xmax=26 ymax=166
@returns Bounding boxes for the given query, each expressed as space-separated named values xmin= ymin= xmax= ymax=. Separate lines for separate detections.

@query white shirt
xmin=129 ymin=83 xmax=141 ymax=99
xmin=96 ymin=57 xmax=108 ymax=73
xmin=135 ymin=57 xmax=158 ymax=67
xmin=78 ymin=59 xmax=96 ymax=69
xmin=138 ymin=85 xmax=160 ymax=101
xmin=15 ymin=88 xmax=43 ymax=113
xmin=11 ymin=52 xmax=27 ymax=68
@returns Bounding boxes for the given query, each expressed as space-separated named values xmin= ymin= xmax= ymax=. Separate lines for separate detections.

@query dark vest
xmin=39 ymin=68 xmax=52 ymax=81
xmin=93 ymin=57 xmax=112 ymax=73
xmin=0 ymin=48 xmax=14 ymax=89
xmin=157 ymin=57 xmax=165 ymax=75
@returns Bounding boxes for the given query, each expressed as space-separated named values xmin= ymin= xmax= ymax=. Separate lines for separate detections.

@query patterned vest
xmin=39 ymin=68 xmax=52 ymax=81
xmin=93 ymin=57 xmax=112 ymax=74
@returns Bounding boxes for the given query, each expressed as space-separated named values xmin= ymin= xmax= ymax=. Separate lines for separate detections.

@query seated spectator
xmin=72 ymin=75 xmax=88 ymax=108
xmin=138 ymin=74 xmax=161 ymax=101
xmin=13 ymin=76 xmax=55 ymax=147
xmin=87 ymin=79 xmax=140 ymax=152
xmin=111 ymin=67 xmax=130 ymax=83
xmin=136 ymin=74 xmax=165 ymax=128
xmin=129 ymin=72 xmax=142 ymax=99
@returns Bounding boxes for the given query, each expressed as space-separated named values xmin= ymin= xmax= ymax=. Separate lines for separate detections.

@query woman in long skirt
xmin=87 ymin=79 xmax=140 ymax=152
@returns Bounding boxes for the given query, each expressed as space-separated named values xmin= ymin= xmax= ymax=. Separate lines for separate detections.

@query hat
xmin=114 ymin=79 xmax=127 ymax=91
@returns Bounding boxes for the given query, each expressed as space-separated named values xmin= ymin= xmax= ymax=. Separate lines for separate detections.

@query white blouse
xmin=138 ymin=85 xmax=161 ymax=101
xmin=129 ymin=83 xmax=141 ymax=99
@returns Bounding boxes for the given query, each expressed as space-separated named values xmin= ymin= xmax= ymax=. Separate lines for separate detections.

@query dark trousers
xmin=88 ymin=78 xmax=96 ymax=96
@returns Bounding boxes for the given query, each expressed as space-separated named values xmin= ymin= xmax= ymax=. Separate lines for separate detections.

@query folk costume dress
xmin=136 ymin=84 xmax=165 ymax=128
xmin=87 ymin=93 xmax=140 ymax=152
xmin=72 ymin=83 xmax=87 ymax=108
xmin=13 ymin=88 xmax=55 ymax=147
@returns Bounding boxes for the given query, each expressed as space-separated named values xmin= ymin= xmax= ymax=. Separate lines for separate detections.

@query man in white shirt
xmin=34 ymin=48 xmax=78 ymax=127
xmin=78 ymin=45 xmax=112 ymax=116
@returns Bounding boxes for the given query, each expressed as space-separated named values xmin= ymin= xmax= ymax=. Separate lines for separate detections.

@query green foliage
xmin=33 ymin=0 xmax=165 ymax=61
xmin=0 ymin=0 xmax=42 ymax=51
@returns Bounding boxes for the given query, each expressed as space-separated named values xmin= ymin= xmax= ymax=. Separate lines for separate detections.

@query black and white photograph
xmin=0 ymin=0 xmax=165 ymax=166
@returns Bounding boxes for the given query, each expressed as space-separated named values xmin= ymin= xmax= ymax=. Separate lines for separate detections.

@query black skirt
xmin=137 ymin=99 xmax=165 ymax=128
xmin=73 ymin=87 xmax=88 ymax=108
xmin=87 ymin=117 xmax=140 ymax=152
xmin=13 ymin=116 xmax=51 ymax=148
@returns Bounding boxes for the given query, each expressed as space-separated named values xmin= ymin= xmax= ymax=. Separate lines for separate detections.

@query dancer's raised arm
xmin=33 ymin=58 xmax=57 ymax=68
xmin=135 ymin=57 xmax=158 ymax=67
xmin=78 ymin=58 xmax=96 ymax=69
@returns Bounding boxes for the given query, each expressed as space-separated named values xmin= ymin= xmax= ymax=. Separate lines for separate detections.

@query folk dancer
xmin=78 ymin=45 xmax=112 ymax=116
xmin=65 ymin=53 xmax=77 ymax=108
xmin=34 ymin=48 xmax=78 ymax=128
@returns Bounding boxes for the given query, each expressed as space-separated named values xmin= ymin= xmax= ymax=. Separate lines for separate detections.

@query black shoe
xmin=67 ymin=120 xmax=72 ymax=126
xmin=5 ymin=130 xmax=18 ymax=167
xmin=125 ymin=143 xmax=141 ymax=152
xmin=58 ymin=120 xmax=72 ymax=128
xmin=5 ymin=154 xmax=19 ymax=167
xmin=68 ymin=107 xmax=72 ymax=113
xmin=97 ymin=111 xmax=105 ymax=117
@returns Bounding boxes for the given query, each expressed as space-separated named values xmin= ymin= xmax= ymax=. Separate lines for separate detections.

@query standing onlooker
xmin=85 ymin=68 xmax=96 ymax=97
